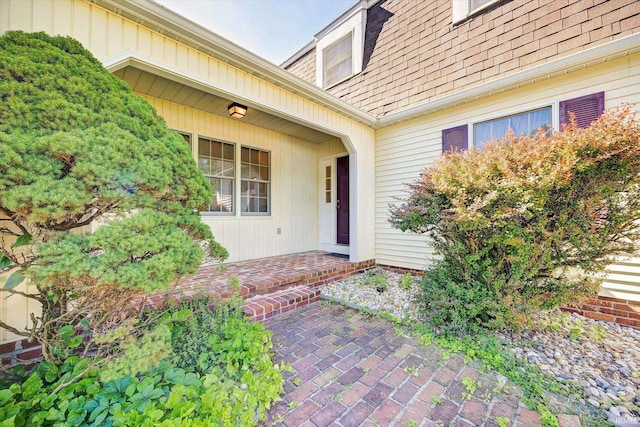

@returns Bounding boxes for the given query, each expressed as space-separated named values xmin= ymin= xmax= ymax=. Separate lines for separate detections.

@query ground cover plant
xmin=390 ymin=107 xmax=640 ymax=333
xmin=0 ymin=296 xmax=285 ymax=426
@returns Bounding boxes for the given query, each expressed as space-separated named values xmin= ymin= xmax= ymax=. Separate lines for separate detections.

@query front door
xmin=336 ymin=156 xmax=349 ymax=245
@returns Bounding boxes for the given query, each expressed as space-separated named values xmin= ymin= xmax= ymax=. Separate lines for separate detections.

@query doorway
xmin=336 ymin=155 xmax=349 ymax=245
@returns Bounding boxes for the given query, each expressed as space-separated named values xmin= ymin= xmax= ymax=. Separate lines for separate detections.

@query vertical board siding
xmin=376 ymin=53 xmax=640 ymax=301
xmin=143 ymin=94 xmax=320 ymax=262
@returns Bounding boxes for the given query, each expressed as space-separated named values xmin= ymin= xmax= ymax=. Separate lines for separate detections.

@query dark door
xmin=336 ymin=156 xmax=349 ymax=245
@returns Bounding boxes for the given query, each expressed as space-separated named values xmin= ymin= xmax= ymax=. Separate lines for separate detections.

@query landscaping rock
xmin=320 ymin=270 xmax=640 ymax=419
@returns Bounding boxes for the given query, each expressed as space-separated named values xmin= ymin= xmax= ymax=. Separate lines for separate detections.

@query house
xmin=1 ymin=0 xmax=639 ymax=347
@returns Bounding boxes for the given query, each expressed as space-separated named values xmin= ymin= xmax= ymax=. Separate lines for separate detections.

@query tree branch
xmin=0 ymin=319 xmax=29 ymax=337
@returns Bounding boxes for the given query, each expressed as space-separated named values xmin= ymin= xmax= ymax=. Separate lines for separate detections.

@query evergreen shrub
xmin=0 ymin=31 xmax=227 ymax=363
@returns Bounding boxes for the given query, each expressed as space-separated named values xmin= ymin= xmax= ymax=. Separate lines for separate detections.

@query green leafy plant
xmin=0 ymin=31 xmax=227 ymax=367
xmin=358 ymin=268 xmax=389 ymax=293
xmin=461 ymin=376 xmax=480 ymax=400
xmin=496 ymin=416 xmax=510 ymax=427
xmin=0 ymin=295 xmax=285 ymax=426
xmin=430 ymin=396 xmax=444 ymax=405
xmin=390 ymin=106 xmax=640 ymax=332
xmin=398 ymin=273 xmax=414 ymax=290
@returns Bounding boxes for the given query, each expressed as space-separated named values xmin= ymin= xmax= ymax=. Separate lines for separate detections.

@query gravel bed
xmin=320 ymin=269 xmax=640 ymax=425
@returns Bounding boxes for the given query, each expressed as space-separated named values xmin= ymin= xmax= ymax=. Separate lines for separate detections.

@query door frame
xmin=318 ymin=153 xmax=350 ymax=255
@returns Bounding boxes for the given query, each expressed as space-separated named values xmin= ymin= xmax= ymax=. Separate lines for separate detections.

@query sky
xmin=155 ymin=0 xmax=356 ymax=65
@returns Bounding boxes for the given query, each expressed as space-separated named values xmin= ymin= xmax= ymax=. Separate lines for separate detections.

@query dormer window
xmin=314 ymin=2 xmax=366 ymax=89
xmin=452 ymin=0 xmax=501 ymax=24
xmin=323 ymin=33 xmax=353 ymax=88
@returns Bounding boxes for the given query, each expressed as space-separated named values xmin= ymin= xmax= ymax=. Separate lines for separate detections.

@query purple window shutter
xmin=559 ymin=92 xmax=604 ymax=129
xmin=442 ymin=125 xmax=468 ymax=152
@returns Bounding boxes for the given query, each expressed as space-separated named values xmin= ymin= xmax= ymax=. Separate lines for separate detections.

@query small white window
xmin=473 ymin=107 xmax=552 ymax=149
xmin=323 ymin=33 xmax=353 ymax=88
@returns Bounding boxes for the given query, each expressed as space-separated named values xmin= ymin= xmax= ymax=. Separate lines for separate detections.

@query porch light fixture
xmin=228 ymin=102 xmax=247 ymax=118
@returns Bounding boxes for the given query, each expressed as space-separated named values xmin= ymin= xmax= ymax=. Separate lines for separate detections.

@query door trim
xmin=318 ymin=153 xmax=349 ymax=255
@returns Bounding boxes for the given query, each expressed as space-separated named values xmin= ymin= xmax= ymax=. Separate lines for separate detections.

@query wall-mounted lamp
xmin=228 ymin=102 xmax=247 ymax=118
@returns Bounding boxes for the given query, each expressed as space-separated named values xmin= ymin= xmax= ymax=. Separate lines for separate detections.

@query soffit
xmin=114 ymin=66 xmax=336 ymax=144
xmin=92 ymin=0 xmax=377 ymax=128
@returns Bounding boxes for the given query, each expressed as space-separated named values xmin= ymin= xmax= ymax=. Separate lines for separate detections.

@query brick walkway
xmin=266 ymin=302 xmax=543 ymax=427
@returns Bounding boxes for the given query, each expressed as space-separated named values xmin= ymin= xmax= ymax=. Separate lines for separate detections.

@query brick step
xmin=243 ymin=285 xmax=320 ymax=323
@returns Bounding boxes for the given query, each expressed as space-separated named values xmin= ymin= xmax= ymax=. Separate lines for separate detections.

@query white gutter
xmin=93 ymin=0 xmax=377 ymax=128
xmin=378 ymin=33 xmax=640 ymax=128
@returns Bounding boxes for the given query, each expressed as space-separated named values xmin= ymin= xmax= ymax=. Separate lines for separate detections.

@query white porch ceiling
xmin=113 ymin=66 xmax=336 ymax=144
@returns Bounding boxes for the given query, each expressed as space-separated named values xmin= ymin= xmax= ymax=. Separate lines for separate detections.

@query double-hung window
xmin=197 ymin=137 xmax=271 ymax=216
xmin=473 ymin=107 xmax=552 ymax=149
xmin=198 ymin=137 xmax=235 ymax=213
xmin=241 ymin=147 xmax=270 ymax=214
xmin=323 ymin=33 xmax=353 ymax=88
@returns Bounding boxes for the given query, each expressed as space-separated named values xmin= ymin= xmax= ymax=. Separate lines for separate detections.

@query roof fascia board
xmin=281 ymin=0 xmax=381 ymax=67
xmin=281 ymin=40 xmax=317 ymax=68
xmin=314 ymin=0 xmax=368 ymax=40
xmin=379 ymin=33 xmax=640 ymax=128
xmin=93 ymin=0 xmax=376 ymax=127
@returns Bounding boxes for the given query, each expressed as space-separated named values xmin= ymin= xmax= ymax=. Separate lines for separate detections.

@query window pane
xmin=198 ymin=157 xmax=210 ymax=175
xmin=199 ymin=137 xmax=235 ymax=214
xmin=211 ymin=140 xmax=222 ymax=158
xmin=248 ymin=165 xmax=258 ymax=180
xmin=260 ymin=166 xmax=269 ymax=181
xmin=324 ymin=34 xmax=352 ymax=87
xmin=474 ymin=122 xmax=492 ymax=150
xmin=509 ymin=112 xmax=529 ymax=136
xmin=529 ymin=108 xmax=552 ymax=135
xmin=473 ymin=107 xmax=552 ymax=149
xmin=223 ymin=161 xmax=235 ymax=177
xmin=259 ymin=151 xmax=269 ymax=166
xmin=198 ymin=138 xmax=210 ymax=157
xmin=241 ymin=163 xmax=250 ymax=179
xmin=241 ymin=146 xmax=270 ymax=214
xmin=470 ymin=0 xmax=493 ymax=10
xmin=209 ymin=178 xmax=233 ymax=213
xmin=212 ymin=159 xmax=224 ymax=176
xmin=241 ymin=147 xmax=250 ymax=162
xmin=223 ymin=143 xmax=234 ymax=160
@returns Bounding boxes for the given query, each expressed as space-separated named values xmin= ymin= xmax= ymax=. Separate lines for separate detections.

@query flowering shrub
xmin=390 ymin=106 xmax=640 ymax=332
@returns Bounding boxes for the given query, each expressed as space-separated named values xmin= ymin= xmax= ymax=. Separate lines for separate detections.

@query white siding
xmin=0 ymin=0 xmax=376 ymax=265
xmin=145 ymin=95 xmax=321 ymax=262
xmin=376 ymin=53 xmax=640 ymax=304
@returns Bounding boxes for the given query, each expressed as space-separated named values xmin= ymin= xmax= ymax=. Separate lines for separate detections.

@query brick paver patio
xmin=266 ymin=302 xmax=543 ymax=427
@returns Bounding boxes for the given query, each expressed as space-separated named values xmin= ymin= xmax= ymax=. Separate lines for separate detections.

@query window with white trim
xmin=473 ymin=107 xmax=552 ymax=149
xmin=323 ymin=33 xmax=353 ymax=88
xmin=241 ymin=147 xmax=270 ymax=214
xmin=453 ymin=0 xmax=501 ymax=24
xmin=198 ymin=137 xmax=235 ymax=214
